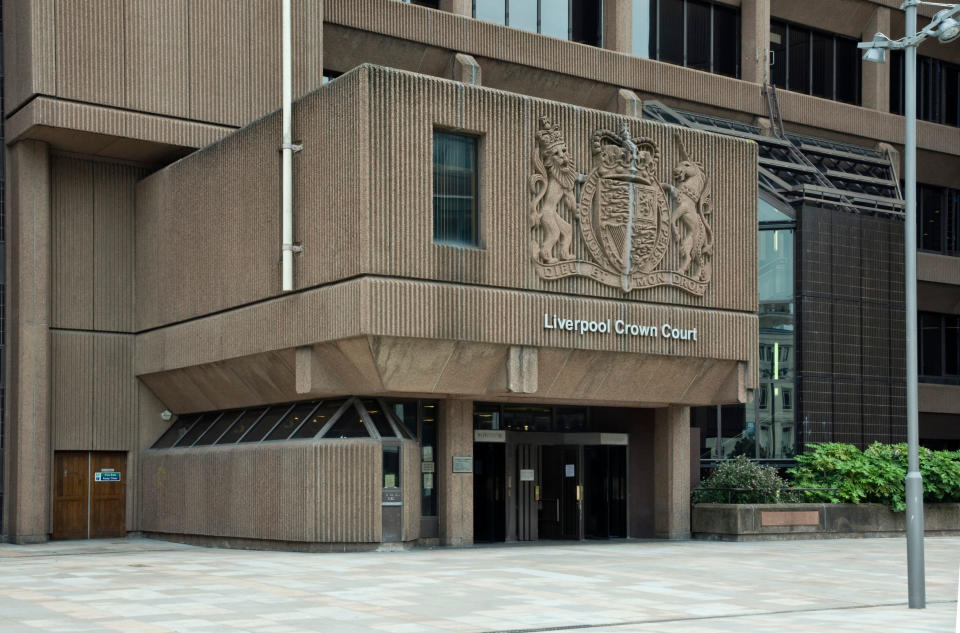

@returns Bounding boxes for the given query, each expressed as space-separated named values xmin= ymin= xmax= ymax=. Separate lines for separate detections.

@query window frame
xmin=432 ymin=128 xmax=482 ymax=249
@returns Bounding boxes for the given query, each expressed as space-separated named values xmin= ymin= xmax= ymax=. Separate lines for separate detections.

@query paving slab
xmin=0 ymin=537 xmax=957 ymax=632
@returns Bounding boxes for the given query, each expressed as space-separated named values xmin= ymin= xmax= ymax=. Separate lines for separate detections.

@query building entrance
xmin=474 ymin=435 xmax=628 ymax=543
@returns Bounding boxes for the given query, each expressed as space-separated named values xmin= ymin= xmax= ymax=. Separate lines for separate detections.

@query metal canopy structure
xmin=642 ymin=100 xmax=904 ymax=215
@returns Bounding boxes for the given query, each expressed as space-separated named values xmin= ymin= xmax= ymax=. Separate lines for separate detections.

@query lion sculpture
xmin=669 ymin=136 xmax=713 ymax=282
xmin=529 ymin=116 xmax=577 ymax=264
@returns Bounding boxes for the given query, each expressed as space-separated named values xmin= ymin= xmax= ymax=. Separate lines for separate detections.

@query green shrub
xmin=692 ymin=455 xmax=787 ymax=504
xmin=788 ymin=442 xmax=960 ymax=512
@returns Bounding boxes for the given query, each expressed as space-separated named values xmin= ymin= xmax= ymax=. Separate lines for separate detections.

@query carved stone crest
xmin=529 ymin=116 xmax=713 ymax=296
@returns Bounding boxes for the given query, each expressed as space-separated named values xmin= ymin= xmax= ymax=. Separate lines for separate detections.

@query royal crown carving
xmin=529 ymin=116 xmax=713 ymax=296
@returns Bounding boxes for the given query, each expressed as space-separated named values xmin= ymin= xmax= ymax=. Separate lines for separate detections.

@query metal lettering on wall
xmin=529 ymin=116 xmax=713 ymax=296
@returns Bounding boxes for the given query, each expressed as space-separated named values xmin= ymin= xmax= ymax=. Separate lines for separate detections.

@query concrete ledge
xmin=693 ymin=503 xmax=960 ymax=541
xmin=143 ymin=532 xmax=393 ymax=553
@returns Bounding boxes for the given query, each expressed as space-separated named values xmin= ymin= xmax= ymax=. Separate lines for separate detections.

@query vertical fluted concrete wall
xmin=4 ymin=0 xmax=325 ymax=126
xmin=401 ymin=438 xmax=421 ymax=541
xmin=141 ymin=440 xmax=386 ymax=543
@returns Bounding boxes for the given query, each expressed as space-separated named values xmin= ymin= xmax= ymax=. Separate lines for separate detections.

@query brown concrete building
xmin=1 ymin=0 xmax=957 ymax=547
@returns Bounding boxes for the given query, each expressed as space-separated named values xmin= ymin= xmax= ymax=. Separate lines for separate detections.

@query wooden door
xmin=90 ymin=453 xmax=126 ymax=538
xmin=53 ymin=452 xmax=89 ymax=539
xmin=52 ymin=451 xmax=127 ymax=540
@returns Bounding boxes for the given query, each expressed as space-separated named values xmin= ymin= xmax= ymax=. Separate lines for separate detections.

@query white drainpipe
xmin=280 ymin=0 xmax=301 ymax=292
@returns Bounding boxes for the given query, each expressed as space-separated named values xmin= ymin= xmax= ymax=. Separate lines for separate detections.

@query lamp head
xmin=862 ymin=46 xmax=887 ymax=63
xmin=936 ymin=16 xmax=960 ymax=43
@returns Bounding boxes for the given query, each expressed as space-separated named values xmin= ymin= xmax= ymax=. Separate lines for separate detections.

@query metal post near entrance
xmin=858 ymin=0 xmax=960 ymax=610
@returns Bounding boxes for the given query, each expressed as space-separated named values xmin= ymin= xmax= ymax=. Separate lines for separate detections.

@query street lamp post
xmin=859 ymin=0 xmax=960 ymax=610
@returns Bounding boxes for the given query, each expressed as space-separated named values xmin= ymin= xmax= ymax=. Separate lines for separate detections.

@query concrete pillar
xmin=439 ymin=0 xmax=471 ymax=17
xmin=653 ymin=405 xmax=691 ymax=539
xmin=740 ymin=0 xmax=770 ymax=84
xmin=862 ymin=7 xmax=891 ymax=112
xmin=603 ymin=0 xmax=633 ymax=54
xmin=451 ymin=53 xmax=482 ymax=85
xmin=438 ymin=399 xmax=473 ymax=546
xmin=3 ymin=141 xmax=52 ymax=544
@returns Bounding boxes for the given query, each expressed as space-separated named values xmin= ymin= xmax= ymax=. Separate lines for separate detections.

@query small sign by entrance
xmin=94 ymin=471 xmax=121 ymax=482
xmin=474 ymin=430 xmax=506 ymax=443
xmin=421 ymin=461 xmax=435 ymax=473
xmin=564 ymin=464 xmax=575 ymax=478
xmin=452 ymin=456 xmax=473 ymax=473
xmin=520 ymin=469 xmax=535 ymax=482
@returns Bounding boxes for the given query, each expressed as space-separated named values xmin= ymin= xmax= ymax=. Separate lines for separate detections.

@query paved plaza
xmin=0 ymin=536 xmax=957 ymax=633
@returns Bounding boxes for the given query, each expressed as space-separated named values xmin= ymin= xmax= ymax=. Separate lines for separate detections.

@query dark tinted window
xmin=363 ymin=400 xmax=396 ymax=438
xmin=292 ymin=399 xmax=346 ymax=439
xmin=921 ymin=185 xmax=943 ymax=252
xmin=152 ymin=414 xmax=199 ymax=449
xmin=810 ymin=32 xmax=833 ymax=99
xmin=920 ymin=313 xmax=943 ymax=376
xmin=890 ymin=51 xmax=960 ymax=126
xmin=434 ymin=131 xmax=479 ymax=247
xmin=770 ymin=22 xmax=787 ymax=88
xmin=835 ymin=38 xmax=860 ymax=104
xmin=174 ymin=413 xmax=214 ymax=447
xmin=686 ymin=0 xmax=711 ymax=72
xmin=195 ymin=411 xmax=243 ymax=446
xmin=788 ymin=27 xmax=810 ymax=93
xmin=657 ymin=0 xmax=685 ymax=65
xmin=266 ymin=402 xmax=319 ymax=441
xmin=772 ymin=19 xmax=859 ymax=105
xmin=216 ymin=408 xmax=267 ymax=444
xmin=239 ymin=406 xmax=290 ymax=443
xmin=324 ymin=405 xmax=370 ymax=439
xmin=712 ymin=4 xmax=739 ymax=77
xmin=570 ymin=0 xmax=602 ymax=46
xmin=652 ymin=0 xmax=737 ymax=77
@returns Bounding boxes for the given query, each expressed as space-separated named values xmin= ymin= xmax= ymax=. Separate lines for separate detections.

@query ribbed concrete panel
xmin=91 ymin=334 xmax=137 ymax=451
xmin=55 ymin=0 xmax=125 ymax=106
xmin=6 ymin=97 xmax=234 ymax=156
xmin=51 ymin=331 xmax=95 ymax=450
xmin=51 ymin=156 xmax=95 ymax=329
xmin=93 ymin=162 xmax=142 ymax=332
xmin=123 ymin=0 xmax=191 ymax=118
xmin=50 ymin=331 xmax=137 ymax=452
xmin=188 ymin=0 xmax=251 ymax=126
xmin=316 ymin=441 xmax=381 ymax=542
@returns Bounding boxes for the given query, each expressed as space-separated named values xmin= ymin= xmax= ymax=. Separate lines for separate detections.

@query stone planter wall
xmin=692 ymin=503 xmax=960 ymax=541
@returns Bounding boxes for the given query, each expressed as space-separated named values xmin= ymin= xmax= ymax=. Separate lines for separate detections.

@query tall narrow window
xmin=433 ymin=131 xmax=480 ymax=247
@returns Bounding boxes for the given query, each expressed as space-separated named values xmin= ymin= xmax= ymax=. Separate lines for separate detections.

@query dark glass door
xmin=583 ymin=445 xmax=627 ymax=539
xmin=539 ymin=445 xmax=580 ymax=540
xmin=473 ymin=443 xmax=506 ymax=542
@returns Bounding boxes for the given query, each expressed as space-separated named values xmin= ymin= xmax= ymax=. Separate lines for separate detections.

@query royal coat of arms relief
xmin=528 ymin=116 xmax=713 ymax=296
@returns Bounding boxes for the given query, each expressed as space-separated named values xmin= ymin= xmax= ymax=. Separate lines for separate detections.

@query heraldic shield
xmin=528 ymin=116 xmax=712 ymax=297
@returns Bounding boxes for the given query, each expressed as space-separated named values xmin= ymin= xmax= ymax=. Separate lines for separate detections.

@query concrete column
xmin=438 ymin=399 xmax=473 ymax=546
xmin=654 ymin=405 xmax=691 ymax=539
xmin=862 ymin=7 xmax=891 ymax=112
xmin=3 ymin=141 xmax=52 ymax=544
xmin=603 ymin=0 xmax=633 ymax=54
xmin=451 ymin=53 xmax=482 ymax=85
xmin=439 ymin=0 xmax=471 ymax=17
xmin=740 ymin=0 xmax=770 ymax=84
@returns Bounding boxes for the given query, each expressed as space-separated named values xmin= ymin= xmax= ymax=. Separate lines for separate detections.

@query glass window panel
xmin=920 ymin=185 xmax=943 ymax=252
xmin=770 ymin=21 xmax=787 ymax=88
xmin=292 ymin=400 xmax=346 ymax=439
xmin=392 ymin=401 xmax=419 ymax=438
xmin=948 ymin=190 xmax=960 ymax=255
xmin=216 ymin=408 xmax=267 ymax=444
xmin=502 ymin=404 xmax=553 ymax=431
xmin=712 ymin=4 xmax=739 ymax=77
xmin=433 ymin=132 xmax=479 ymax=246
xmin=265 ymin=402 xmax=318 ymax=441
xmin=555 ymin=406 xmax=587 ymax=432
xmin=474 ymin=0 xmax=506 ymax=24
xmin=363 ymin=399 xmax=396 ymax=438
xmin=195 ymin=410 xmax=244 ymax=445
xmin=632 ymin=0 xmax=650 ymax=57
xmin=691 ymin=406 xmax=719 ymax=459
xmin=474 ymin=402 xmax=501 ymax=429
xmin=946 ymin=67 xmax=959 ymax=127
xmin=685 ymin=0 xmax=711 ymax=71
xmin=756 ymin=384 xmax=795 ymax=459
xmin=657 ymin=0 xmax=684 ymax=65
xmin=152 ymin=414 xmax=199 ymax=449
xmin=174 ymin=413 xmax=214 ymax=447
xmin=383 ymin=446 xmax=401 ymax=488
xmin=238 ymin=406 xmax=289 ymax=443
xmin=890 ymin=50 xmax=904 ymax=115
xmin=570 ymin=0 xmax=601 ymax=46
xmin=720 ymin=404 xmax=750 ymax=458
xmin=835 ymin=37 xmax=860 ymax=104
xmin=920 ymin=313 xmax=943 ymax=376
xmin=788 ymin=26 xmax=810 ymax=94
xmin=758 ymin=197 xmax=793 ymax=223
xmin=542 ymin=0 xmax=570 ymax=39
xmin=946 ymin=316 xmax=959 ymax=376
xmin=758 ymin=228 xmax=794 ymax=302
xmin=421 ymin=407 xmax=438 ymax=516
xmin=509 ymin=0 xmax=538 ymax=33
xmin=810 ymin=32 xmax=833 ymax=99
xmin=323 ymin=404 xmax=370 ymax=438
